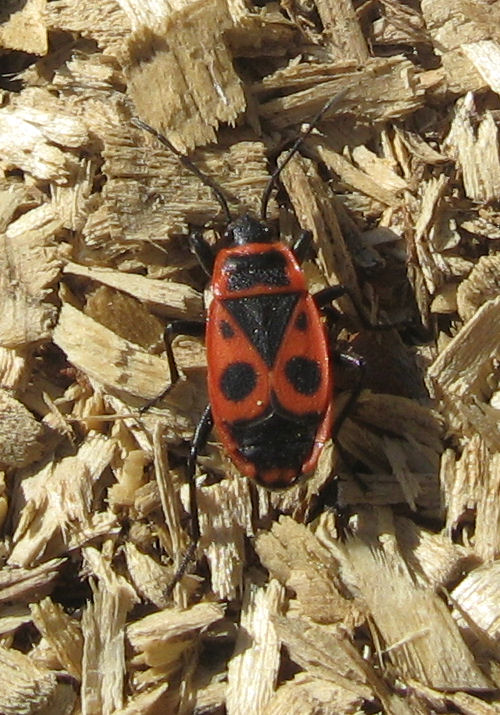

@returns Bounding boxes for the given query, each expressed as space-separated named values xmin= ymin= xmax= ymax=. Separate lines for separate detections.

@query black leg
xmin=166 ymin=404 xmax=213 ymax=596
xmin=292 ymin=230 xmax=313 ymax=264
xmin=140 ymin=319 xmax=205 ymax=414
xmin=189 ymin=230 xmax=215 ymax=277
xmin=314 ymin=284 xmax=402 ymax=331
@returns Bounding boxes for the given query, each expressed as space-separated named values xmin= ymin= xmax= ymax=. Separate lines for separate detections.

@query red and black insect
xmin=133 ymin=92 xmax=365 ymax=587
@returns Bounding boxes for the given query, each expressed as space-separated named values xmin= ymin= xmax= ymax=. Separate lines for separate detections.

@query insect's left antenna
xmin=260 ymin=88 xmax=349 ymax=221
xmin=132 ymin=117 xmax=232 ymax=224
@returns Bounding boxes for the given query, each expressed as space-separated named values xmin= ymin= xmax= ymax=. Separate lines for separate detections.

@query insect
xmin=133 ymin=91 xmax=365 ymax=589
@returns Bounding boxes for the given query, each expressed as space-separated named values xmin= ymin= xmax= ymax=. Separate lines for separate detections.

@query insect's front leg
xmin=140 ymin=319 xmax=205 ymax=413
xmin=189 ymin=230 xmax=215 ymax=276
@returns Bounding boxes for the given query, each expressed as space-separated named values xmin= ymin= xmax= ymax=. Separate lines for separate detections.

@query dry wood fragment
xmin=0 ymin=390 xmax=45 ymax=468
xmin=124 ymin=0 xmax=245 ymax=151
xmin=0 ymin=644 xmax=75 ymax=715
xmin=30 ymin=596 xmax=83 ymax=680
xmin=321 ymin=508 xmax=492 ymax=691
xmin=226 ymin=576 xmax=284 ymax=714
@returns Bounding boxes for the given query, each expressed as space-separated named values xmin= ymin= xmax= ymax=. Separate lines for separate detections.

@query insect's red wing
xmin=206 ymin=299 xmax=270 ymax=426
xmin=272 ymin=293 xmax=332 ymax=417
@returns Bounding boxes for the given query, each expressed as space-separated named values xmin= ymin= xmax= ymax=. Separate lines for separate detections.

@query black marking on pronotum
xmin=219 ymin=320 xmax=234 ymax=338
xmin=224 ymin=293 xmax=299 ymax=367
xmin=220 ymin=361 xmax=257 ymax=402
xmin=285 ymin=356 xmax=321 ymax=395
xmin=224 ymin=250 xmax=290 ymax=292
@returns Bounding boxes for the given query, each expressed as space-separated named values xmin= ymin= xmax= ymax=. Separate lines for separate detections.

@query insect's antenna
xmin=260 ymin=88 xmax=349 ymax=221
xmin=132 ymin=117 xmax=232 ymax=224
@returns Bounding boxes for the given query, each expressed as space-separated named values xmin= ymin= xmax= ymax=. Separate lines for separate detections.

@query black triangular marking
xmin=223 ymin=293 xmax=299 ymax=367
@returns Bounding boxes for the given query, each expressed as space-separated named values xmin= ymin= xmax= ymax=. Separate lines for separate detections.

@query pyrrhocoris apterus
xmin=133 ymin=91 xmax=362 ymax=589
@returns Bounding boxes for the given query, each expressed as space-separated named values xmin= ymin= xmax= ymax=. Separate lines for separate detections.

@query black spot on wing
xmin=220 ymin=362 xmax=257 ymax=402
xmin=219 ymin=320 xmax=234 ymax=338
xmin=285 ymin=356 xmax=321 ymax=395
xmin=224 ymin=293 xmax=299 ymax=367
xmin=295 ymin=311 xmax=308 ymax=331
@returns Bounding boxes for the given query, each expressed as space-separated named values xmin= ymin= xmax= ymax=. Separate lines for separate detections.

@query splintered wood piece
xmin=259 ymin=56 xmax=424 ymax=128
xmin=127 ymin=602 xmax=225 ymax=672
xmin=444 ymin=98 xmax=500 ymax=203
xmin=280 ymin=153 xmax=360 ymax=306
xmin=315 ymin=0 xmax=369 ymax=62
xmin=394 ymin=517 xmax=474 ymax=590
xmin=0 ymin=0 xmax=48 ymax=55
xmin=0 ymin=391 xmax=45 ymax=468
xmin=197 ymin=477 xmax=253 ymax=600
xmin=63 ymin=261 xmax=202 ymax=317
xmin=332 ymin=508 xmax=492 ymax=691
xmin=87 ymin=113 xmax=272 ymax=242
xmin=81 ymin=569 xmax=138 ymax=715
xmin=0 ymin=644 xmax=75 ymax=715
xmin=0 ymin=97 xmax=88 ymax=183
xmin=30 ymin=597 xmax=83 ymax=680
xmin=428 ymin=296 xmax=500 ymax=453
xmin=226 ymin=576 xmax=284 ymax=713
xmin=9 ymin=433 xmax=118 ymax=567
xmin=456 ymin=254 xmax=500 ymax=322
xmin=264 ymin=672 xmax=367 ymax=715
xmin=53 ymin=303 xmax=169 ymax=402
xmin=0 ymin=558 xmax=64 ymax=605
xmin=124 ymin=0 xmax=245 ymax=151
xmin=462 ymin=40 xmax=500 ymax=94
xmin=255 ymin=516 xmax=351 ymax=624
xmin=0 ymin=205 xmax=63 ymax=348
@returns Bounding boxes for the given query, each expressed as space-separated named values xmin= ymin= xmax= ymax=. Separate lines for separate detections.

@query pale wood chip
xmin=444 ymin=97 xmax=500 ymax=203
xmin=372 ymin=0 xmax=429 ymax=47
xmin=0 ymin=558 xmax=64 ymax=604
xmin=264 ymin=672 xmax=367 ymax=715
xmin=81 ymin=573 xmax=137 ymax=715
xmin=114 ymin=683 xmax=170 ymax=715
xmin=0 ymin=0 xmax=48 ymax=55
xmin=226 ymin=577 xmax=284 ymax=713
xmin=259 ymin=56 xmax=424 ymax=128
xmin=456 ymin=254 xmax=500 ymax=322
xmin=315 ymin=0 xmax=369 ymax=62
xmin=255 ymin=516 xmax=351 ymax=624
xmin=452 ymin=561 xmax=500 ymax=649
xmin=53 ymin=303 xmax=169 ymax=403
xmin=124 ymin=0 xmax=245 ymax=151
xmin=64 ymin=261 xmax=202 ymax=317
xmin=331 ymin=508 xmax=492 ymax=691
xmin=280 ymin=153 xmax=360 ymax=307
xmin=0 ymin=390 xmax=45 ymax=468
xmin=47 ymin=0 xmax=129 ymax=53
xmin=0 ymin=644 xmax=75 ymax=715
xmin=9 ymin=433 xmax=118 ymax=567
xmin=0 ymin=205 xmax=63 ymax=347
xmin=0 ymin=98 xmax=88 ymax=184
xmin=197 ymin=477 xmax=253 ymax=601
xmin=462 ymin=40 xmax=500 ymax=94
xmin=127 ymin=601 xmax=225 ymax=669
xmin=395 ymin=517 xmax=474 ymax=590
xmin=428 ymin=296 xmax=500 ymax=453
xmin=30 ymin=597 xmax=83 ymax=680
xmin=124 ymin=542 xmax=172 ymax=610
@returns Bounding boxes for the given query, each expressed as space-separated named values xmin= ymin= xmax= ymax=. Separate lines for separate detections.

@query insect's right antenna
xmin=132 ymin=117 xmax=232 ymax=224
xmin=260 ymin=88 xmax=349 ymax=221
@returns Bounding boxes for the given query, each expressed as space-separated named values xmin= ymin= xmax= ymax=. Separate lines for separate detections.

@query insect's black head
xmin=225 ymin=214 xmax=273 ymax=246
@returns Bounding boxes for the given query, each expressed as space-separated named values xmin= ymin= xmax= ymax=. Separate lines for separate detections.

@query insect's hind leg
xmin=166 ymin=404 xmax=213 ymax=597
